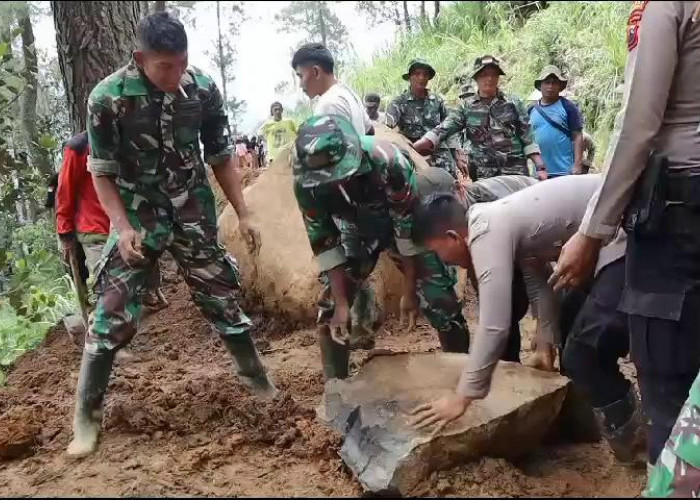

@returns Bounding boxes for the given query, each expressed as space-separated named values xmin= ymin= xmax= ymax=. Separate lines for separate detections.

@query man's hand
xmin=330 ymin=303 xmax=351 ymax=345
xmin=549 ymin=231 xmax=602 ymax=292
xmin=413 ymin=138 xmax=435 ymax=155
xmin=59 ymin=234 xmax=76 ymax=265
xmin=409 ymin=393 xmax=473 ymax=436
xmin=456 ymin=150 xmax=469 ymax=177
xmin=536 ymin=167 xmax=548 ymax=181
xmin=400 ymin=292 xmax=420 ymax=331
xmin=238 ymin=214 xmax=261 ymax=255
xmin=117 ymin=226 xmax=146 ymax=267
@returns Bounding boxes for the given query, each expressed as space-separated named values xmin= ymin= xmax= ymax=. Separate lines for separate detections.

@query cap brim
xmin=471 ymin=64 xmax=505 ymax=79
xmin=535 ymin=76 xmax=568 ymax=90
xmin=404 ymin=64 xmax=436 ymax=81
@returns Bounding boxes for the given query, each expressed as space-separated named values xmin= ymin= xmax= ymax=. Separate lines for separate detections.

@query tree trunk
xmin=402 ymin=0 xmax=411 ymax=32
xmin=420 ymin=1 xmax=426 ymax=22
xmin=433 ymin=0 xmax=440 ymax=24
xmin=18 ymin=7 xmax=50 ymax=176
xmin=318 ymin=4 xmax=328 ymax=47
xmin=215 ymin=0 xmax=232 ymax=138
xmin=392 ymin=1 xmax=402 ymax=29
xmin=155 ymin=1 xmax=166 ymax=12
xmin=51 ymin=1 xmax=142 ymax=134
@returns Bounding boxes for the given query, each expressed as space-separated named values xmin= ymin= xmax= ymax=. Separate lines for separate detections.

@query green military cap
xmin=534 ymin=65 xmax=568 ymax=90
xmin=402 ymin=58 xmax=436 ymax=81
xmin=293 ymin=114 xmax=370 ymax=188
xmin=470 ymin=54 xmax=505 ymax=79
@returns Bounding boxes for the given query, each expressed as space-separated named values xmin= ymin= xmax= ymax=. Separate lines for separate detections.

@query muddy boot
xmin=318 ymin=325 xmax=350 ymax=380
xmin=221 ymin=334 xmax=278 ymax=401
xmin=437 ymin=323 xmax=470 ymax=353
xmin=349 ymin=284 xmax=378 ymax=351
xmin=593 ymin=387 xmax=647 ymax=465
xmin=66 ymin=349 xmax=115 ymax=458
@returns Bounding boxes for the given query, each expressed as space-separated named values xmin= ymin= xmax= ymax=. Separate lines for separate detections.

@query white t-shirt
xmin=313 ymin=83 xmax=373 ymax=135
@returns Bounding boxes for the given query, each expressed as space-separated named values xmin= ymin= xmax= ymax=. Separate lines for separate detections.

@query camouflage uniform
xmin=423 ymin=91 xmax=540 ymax=180
xmin=645 ymin=372 xmax=700 ymax=497
xmin=87 ymin=59 xmax=251 ymax=352
xmin=386 ymin=89 xmax=458 ymax=177
xmin=293 ymin=116 xmax=469 ymax=359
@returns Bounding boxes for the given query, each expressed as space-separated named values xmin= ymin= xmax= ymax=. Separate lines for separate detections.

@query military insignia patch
xmin=627 ymin=0 xmax=649 ymax=52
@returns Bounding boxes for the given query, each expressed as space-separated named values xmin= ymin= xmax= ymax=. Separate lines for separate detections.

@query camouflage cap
xmin=402 ymin=58 xmax=436 ymax=81
xmin=534 ymin=65 xmax=568 ymax=90
xmin=293 ymin=114 xmax=369 ymax=188
xmin=470 ymin=55 xmax=505 ymax=79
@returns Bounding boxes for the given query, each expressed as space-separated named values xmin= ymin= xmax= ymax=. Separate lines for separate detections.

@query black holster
xmin=622 ymin=151 xmax=668 ymax=237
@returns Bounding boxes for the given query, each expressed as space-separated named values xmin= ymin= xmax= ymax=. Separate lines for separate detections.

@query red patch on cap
xmin=627 ymin=0 xmax=649 ymax=52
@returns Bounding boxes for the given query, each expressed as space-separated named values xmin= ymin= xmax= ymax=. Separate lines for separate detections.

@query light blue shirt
xmin=530 ymin=100 xmax=576 ymax=177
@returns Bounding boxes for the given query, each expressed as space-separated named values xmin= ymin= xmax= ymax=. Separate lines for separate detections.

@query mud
xmin=0 ymin=259 xmax=645 ymax=497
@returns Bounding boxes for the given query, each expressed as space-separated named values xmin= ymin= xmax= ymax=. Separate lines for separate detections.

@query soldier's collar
xmin=472 ymin=90 xmax=506 ymax=103
xmin=406 ymin=88 xmax=434 ymax=101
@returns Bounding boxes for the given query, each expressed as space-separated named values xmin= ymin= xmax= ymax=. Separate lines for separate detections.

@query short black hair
xmin=413 ymin=192 xmax=469 ymax=244
xmin=291 ymin=42 xmax=334 ymax=74
xmin=137 ymin=12 xmax=188 ymax=53
xmin=270 ymin=101 xmax=283 ymax=115
xmin=364 ymin=93 xmax=381 ymax=104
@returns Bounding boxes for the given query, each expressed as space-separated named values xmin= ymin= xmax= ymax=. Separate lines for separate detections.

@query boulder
xmin=317 ymin=352 xmax=570 ymax=495
xmin=216 ymin=125 xmax=462 ymax=321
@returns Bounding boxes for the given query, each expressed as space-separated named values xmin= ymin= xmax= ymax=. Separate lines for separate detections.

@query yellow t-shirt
xmin=260 ymin=118 xmax=297 ymax=163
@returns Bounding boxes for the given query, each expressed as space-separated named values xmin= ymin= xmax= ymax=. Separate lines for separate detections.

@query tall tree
xmin=420 ymin=1 xmax=426 ymax=23
xmin=208 ymin=1 xmax=245 ymax=134
xmin=433 ymin=0 xmax=440 ymax=24
xmin=276 ymin=1 xmax=348 ymax=56
xmin=355 ymin=1 xmax=402 ymax=29
xmin=51 ymin=1 xmax=142 ymax=133
xmin=402 ymin=0 xmax=411 ymax=33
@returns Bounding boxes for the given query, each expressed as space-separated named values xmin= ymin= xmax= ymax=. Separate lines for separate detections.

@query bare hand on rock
xmin=409 ymin=394 xmax=473 ymax=437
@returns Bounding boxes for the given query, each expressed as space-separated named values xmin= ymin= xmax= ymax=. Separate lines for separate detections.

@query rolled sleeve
xmin=424 ymin=131 xmax=440 ymax=147
xmin=395 ymin=237 xmax=422 ymax=257
xmin=87 ymin=156 xmax=119 ymax=176
xmin=316 ymin=246 xmax=347 ymax=272
xmin=523 ymin=142 xmax=541 ymax=157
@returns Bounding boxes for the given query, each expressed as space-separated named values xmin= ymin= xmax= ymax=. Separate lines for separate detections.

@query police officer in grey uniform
xmin=552 ymin=0 xmax=700 ymax=470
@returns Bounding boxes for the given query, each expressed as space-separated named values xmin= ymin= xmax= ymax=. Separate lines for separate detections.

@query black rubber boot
xmin=437 ymin=322 xmax=470 ymax=353
xmin=66 ymin=349 xmax=115 ymax=458
xmin=221 ymin=333 xmax=278 ymax=401
xmin=593 ymin=387 xmax=647 ymax=465
xmin=318 ymin=325 xmax=350 ymax=380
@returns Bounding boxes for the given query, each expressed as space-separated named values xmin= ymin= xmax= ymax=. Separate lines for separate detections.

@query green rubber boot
xmin=318 ymin=325 xmax=350 ymax=380
xmin=221 ymin=333 xmax=278 ymax=401
xmin=66 ymin=349 xmax=115 ymax=458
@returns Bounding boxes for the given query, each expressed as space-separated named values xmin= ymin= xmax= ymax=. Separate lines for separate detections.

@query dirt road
xmin=0 ymin=261 xmax=645 ymax=497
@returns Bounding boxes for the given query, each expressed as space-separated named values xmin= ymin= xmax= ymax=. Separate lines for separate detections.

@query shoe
xmin=66 ymin=349 xmax=115 ymax=458
xmin=593 ymin=387 xmax=647 ymax=465
xmin=221 ymin=333 xmax=278 ymax=401
xmin=437 ymin=322 xmax=470 ymax=353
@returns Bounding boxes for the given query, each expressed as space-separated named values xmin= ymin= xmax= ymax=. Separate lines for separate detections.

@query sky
xmin=33 ymin=1 xmax=400 ymax=135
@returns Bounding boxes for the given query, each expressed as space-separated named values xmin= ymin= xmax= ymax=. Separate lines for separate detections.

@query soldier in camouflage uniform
xmin=292 ymin=114 xmax=470 ymax=380
xmin=66 ymin=12 xmax=276 ymax=458
xmin=385 ymin=59 xmax=460 ymax=178
xmin=414 ymin=55 xmax=547 ymax=181
xmin=646 ymin=371 xmax=700 ymax=497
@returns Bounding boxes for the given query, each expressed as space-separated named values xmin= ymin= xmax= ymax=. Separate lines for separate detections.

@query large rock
xmin=216 ymin=125 xmax=462 ymax=321
xmin=317 ymin=352 xmax=570 ymax=496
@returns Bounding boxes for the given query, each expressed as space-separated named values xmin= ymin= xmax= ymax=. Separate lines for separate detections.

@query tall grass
xmin=344 ymin=1 xmax=629 ymax=168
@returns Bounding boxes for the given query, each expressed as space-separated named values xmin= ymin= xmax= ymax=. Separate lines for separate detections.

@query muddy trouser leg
xmin=68 ymin=233 xmax=154 ymax=456
xmin=411 ymin=251 xmax=469 ymax=353
xmin=317 ymin=255 xmax=378 ymax=379
xmin=502 ymin=267 xmax=528 ymax=363
xmin=630 ymin=290 xmax=700 ymax=466
xmin=168 ymin=222 xmax=276 ymax=399
xmin=561 ymin=260 xmax=644 ymax=463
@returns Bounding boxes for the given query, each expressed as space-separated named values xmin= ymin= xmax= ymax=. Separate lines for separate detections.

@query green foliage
xmin=344 ymin=1 xmax=629 ymax=169
xmin=276 ymin=1 xmax=349 ymax=57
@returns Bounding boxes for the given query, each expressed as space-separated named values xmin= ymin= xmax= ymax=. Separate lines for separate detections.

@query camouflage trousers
xmin=86 ymin=189 xmax=251 ymax=353
xmin=317 ymin=218 xmax=466 ymax=336
xmin=428 ymin=148 xmax=458 ymax=179
xmin=471 ymin=159 xmax=530 ymax=180
xmin=645 ymin=371 xmax=700 ymax=497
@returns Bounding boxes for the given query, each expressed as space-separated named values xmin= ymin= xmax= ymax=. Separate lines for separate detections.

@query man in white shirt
xmin=291 ymin=42 xmax=374 ymax=136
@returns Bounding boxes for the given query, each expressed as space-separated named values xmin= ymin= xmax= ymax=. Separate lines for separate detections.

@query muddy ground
xmin=0 ymin=259 xmax=645 ymax=497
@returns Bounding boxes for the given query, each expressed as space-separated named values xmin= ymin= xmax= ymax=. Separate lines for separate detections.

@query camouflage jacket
xmin=294 ymin=138 xmax=420 ymax=272
xmin=87 ymin=58 xmax=232 ymax=230
xmin=424 ymin=91 xmax=540 ymax=177
xmin=385 ymin=89 xmax=450 ymax=143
